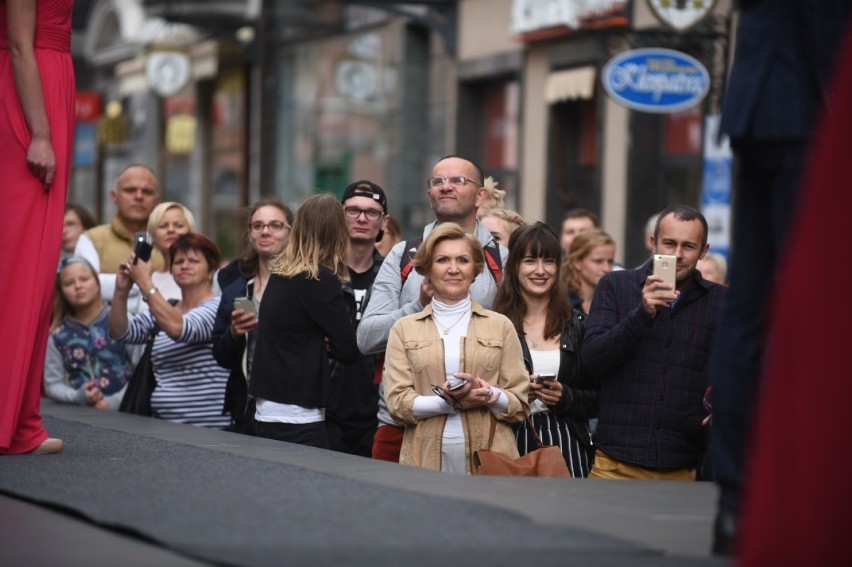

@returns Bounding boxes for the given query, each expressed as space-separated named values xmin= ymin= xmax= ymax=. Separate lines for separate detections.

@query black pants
xmin=254 ymin=420 xmax=329 ymax=450
xmin=325 ymin=420 xmax=375 ymax=458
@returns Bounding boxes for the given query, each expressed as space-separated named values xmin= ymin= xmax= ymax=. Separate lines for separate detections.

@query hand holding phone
xmin=535 ymin=373 xmax=556 ymax=385
xmin=133 ymin=232 xmax=153 ymax=264
xmin=233 ymin=297 xmax=257 ymax=316
xmin=653 ymin=254 xmax=677 ymax=291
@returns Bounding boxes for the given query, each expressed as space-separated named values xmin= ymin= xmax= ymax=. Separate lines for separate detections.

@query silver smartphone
xmin=535 ymin=373 xmax=556 ymax=384
xmin=233 ymin=297 xmax=257 ymax=316
xmin=447 ymin=376 xmax=467 ymax=391
xmin=653 ymin=254 xmax=677 ymax=291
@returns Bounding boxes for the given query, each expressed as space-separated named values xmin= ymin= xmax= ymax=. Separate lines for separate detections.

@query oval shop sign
xmin=602 ymin=48 xmax=709 ymax=113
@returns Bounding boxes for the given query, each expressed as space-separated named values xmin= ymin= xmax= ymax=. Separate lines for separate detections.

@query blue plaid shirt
xmin=582 ymin=261 xmax=727 ymax=470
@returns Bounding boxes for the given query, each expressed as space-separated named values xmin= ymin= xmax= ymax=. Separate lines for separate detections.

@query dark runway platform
xmin=0 ymin=402 xmax=727 ymax=566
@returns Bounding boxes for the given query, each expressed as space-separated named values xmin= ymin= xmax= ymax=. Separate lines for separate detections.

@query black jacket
xmin=250 ymin=267 xmax=360 ymax=408
xmin=519 ymin=310 xmax=598 ymax=447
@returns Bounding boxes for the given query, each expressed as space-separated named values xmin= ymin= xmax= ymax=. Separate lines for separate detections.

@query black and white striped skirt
xmin=515 ymin=412 xmax=594 ymax=478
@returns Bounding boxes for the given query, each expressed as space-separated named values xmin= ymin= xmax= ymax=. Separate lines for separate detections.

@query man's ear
xmin=649 ymin=235 xmax=657 ymax=253
xmin=474 ymin=187 xmax=488 ymax=209
xmin=109 ymin=189 xmax=118 ymax=205
xmin=699 ymin=243 xmax=710 ymax=261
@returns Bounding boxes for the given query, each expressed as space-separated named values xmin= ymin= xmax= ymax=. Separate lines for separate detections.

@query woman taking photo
xmin=146 ymin=201 xmax=196 ymax=301
xmin=563 ymin=229 xmax=616 ymax=315
xmin=384 ymin=223 xmax=528 ymax=474
xmin=110 ymin=233 xmax=230 ymax=429
xmin=212 ymin=197 xmax=294 ymax=434
xmin=250 ymin=194 xmax=359 ymax=448
xmin=44 ymin=258 xmax=133 ymax=409
xmin=493 ymin=222 xmax=598 ymax=477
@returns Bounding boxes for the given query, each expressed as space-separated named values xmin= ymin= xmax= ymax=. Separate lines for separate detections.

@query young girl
xmin=44 ymin=258 xmax=133 ymax=409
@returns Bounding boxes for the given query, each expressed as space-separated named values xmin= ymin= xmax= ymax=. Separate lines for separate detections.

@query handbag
xmin=118 ymin=323 xmax=159 ymax=416
xmin=473 ymin=414 xmax=571 ymax=478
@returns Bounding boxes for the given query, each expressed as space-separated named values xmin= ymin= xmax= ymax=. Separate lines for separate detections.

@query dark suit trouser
xmin=710 ymin=139 xmax=808 ymax=513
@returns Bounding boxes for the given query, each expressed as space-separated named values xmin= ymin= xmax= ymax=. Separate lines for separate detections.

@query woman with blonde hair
xmin=479 ymin=208 xmax=525 ymax=245
xmin=146 ymin=202 xmax=196 ymax=301
xmin=563 ymin=229 xmax=616 ymax=315
xmin=250 ymin=194 xmax=360 ymax=448
xmin=384 ymin=223 xmax=528 ymax=474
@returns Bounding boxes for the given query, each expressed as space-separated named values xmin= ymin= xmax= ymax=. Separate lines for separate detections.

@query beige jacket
xmin=384 ymin=301 xmax=529 ymax=473
xmin=86 ymin=215 xmax=165 ymax=272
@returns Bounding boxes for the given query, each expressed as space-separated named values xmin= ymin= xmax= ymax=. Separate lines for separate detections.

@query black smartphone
xmin=133 ymin=232 xmax=153 ymax=264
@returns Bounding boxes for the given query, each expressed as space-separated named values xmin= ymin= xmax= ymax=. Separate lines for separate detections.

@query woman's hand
xmin=27 ymin=135 xmax=56 ymax=190
xmin=447 ymin=374 xmax=493 ymax=409
xmin=230 ymin=308 xmax=258 ymax=339
xmin=125 ymin=254 xmax=154 ymax=291
xmin=531 ymin=378 xmax=564 ymax=407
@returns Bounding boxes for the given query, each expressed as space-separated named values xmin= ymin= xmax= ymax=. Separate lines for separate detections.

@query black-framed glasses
xmin=426 ymin=176 xmax=478 ymax=189
xmin=431 ymin=385 xmax=463 ymax=410
xmin=250 ymin=221 xmax=289 ymax=233
xmin=344 ymin=206 xmax=383 ymax=221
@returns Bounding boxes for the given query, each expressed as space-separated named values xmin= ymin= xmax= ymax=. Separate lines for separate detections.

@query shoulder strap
xmin=482 ymin=241 xmax=503 ymax=284
xmin=399 ymin=237 xmax=423 ymax=286
xmin=400 ymin=236 xmax=503 ymax=285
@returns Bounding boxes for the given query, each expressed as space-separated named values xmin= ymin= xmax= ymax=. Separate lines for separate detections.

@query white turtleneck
xmin=412 ymin=295 xmax=508 ymax=428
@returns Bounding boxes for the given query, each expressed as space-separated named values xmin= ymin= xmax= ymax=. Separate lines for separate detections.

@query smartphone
xmin=653 ymin=254 xmax=677 ymax=291
xmin=233 ymin=297 xmax=257 ymax=316
xmin=535 ymin=373 xmax=556 ymax=384
xmin=133 ymin=232 xmax=153 ymax=264
xmin=447 ymin=376 xmax=467 ymax=391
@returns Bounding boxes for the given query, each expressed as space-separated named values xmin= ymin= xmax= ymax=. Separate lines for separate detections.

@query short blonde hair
xmin=147 ymin=202 xmax=196 ymax=235
xmin=272 ymin=194 xmax=350 ymax=282
xmin=413 ymin=223 xmax=484 ymax=278
xmin=480 ymin=208 xmax=525 ymax=232
xmin=478 ymin=176 xmax=506 ymax=214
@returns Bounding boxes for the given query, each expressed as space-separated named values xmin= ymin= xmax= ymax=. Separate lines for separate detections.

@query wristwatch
xmin=142 ymin=287 xmax=159 ymax=302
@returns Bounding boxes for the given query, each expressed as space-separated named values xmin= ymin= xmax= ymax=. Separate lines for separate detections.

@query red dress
xmin=739 ymin=25 xmax=852 ymax=566
xmin=0 ymin=0 xmax=75 ymax=453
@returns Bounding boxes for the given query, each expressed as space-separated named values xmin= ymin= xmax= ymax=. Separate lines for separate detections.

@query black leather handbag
xmin=118 ymin=323 xmax=159 ymax=416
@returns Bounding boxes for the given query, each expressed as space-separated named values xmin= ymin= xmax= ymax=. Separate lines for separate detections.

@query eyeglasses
xmin=250 ymin=221 xmax=289 ymax=233
xmin=344 ymin=206 xmax=383 ymax=221
xmin=426 ymin=176 xmax=478 ymax=189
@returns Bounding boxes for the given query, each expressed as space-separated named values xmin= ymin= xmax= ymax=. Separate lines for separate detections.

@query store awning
xmin=544 ymin=66 xmax=596 ymax=103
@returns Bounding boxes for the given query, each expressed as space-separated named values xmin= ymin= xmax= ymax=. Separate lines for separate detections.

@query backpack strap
xmin=398 ymin=237 xmax=423 ymax=286
xmin=399 ymin=236 xmax=504 ymax=285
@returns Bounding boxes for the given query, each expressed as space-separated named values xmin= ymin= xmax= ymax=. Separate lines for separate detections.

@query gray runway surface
xmin=0 ymin=403 xmax=728 ymax=567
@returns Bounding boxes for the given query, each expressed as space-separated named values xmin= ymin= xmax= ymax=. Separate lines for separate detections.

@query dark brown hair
xmin=65 ymin=203 xmax=96 ymax=230
xmin=169 ymin=233 xmax=221 ymax=273
xmin=493 ymin=222 xmax=572 ymax=341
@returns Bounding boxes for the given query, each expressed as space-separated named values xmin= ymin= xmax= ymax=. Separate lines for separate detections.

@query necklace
xmin=528 ymin=336 xmax=538 ymax=349
xmin=434 ymin=311 xmax=468 ymax=335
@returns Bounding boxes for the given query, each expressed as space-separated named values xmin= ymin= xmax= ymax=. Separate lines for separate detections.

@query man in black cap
xmin=325 ymin=180 xmax=388 ymax=456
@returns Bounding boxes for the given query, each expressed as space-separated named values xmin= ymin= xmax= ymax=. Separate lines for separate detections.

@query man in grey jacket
xmin=357 ymin=155 xmax=508 ymax=462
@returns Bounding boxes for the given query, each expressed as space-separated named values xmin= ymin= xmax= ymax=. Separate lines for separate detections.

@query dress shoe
xmin=31 ymin=438 xmax=63 ymax=454
xmin=712 ymin=508 xmax=738 ymax=556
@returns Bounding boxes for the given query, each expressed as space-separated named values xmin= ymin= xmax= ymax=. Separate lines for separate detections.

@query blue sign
xmin=602 ymin=48 xmax=709 ymax=113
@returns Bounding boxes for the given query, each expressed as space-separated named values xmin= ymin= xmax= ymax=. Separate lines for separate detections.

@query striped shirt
xmin=122 ymin=298 xmax=229 ymax=429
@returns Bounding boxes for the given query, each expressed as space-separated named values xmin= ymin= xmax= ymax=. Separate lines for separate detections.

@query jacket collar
xmin=411 ymin=299 xmax=487 ymax=321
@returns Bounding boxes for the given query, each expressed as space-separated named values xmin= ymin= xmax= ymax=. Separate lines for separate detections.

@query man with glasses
xmin=357 ymin=155 xmax=508 ymax=462
xmin=325 ymin=181 xmax=389 ymax=456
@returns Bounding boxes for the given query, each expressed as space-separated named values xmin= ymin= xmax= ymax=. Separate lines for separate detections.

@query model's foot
xmin=31 ymin=438 xmax=63 ymax=454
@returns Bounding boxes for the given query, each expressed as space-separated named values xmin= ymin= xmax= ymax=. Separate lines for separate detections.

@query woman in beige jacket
xmin=384 ymin=223 xmax=529 ymax=473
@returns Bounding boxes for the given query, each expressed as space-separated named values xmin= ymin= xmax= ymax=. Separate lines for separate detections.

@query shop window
xmin=546 ymin=96 xmax=600 ymax=229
